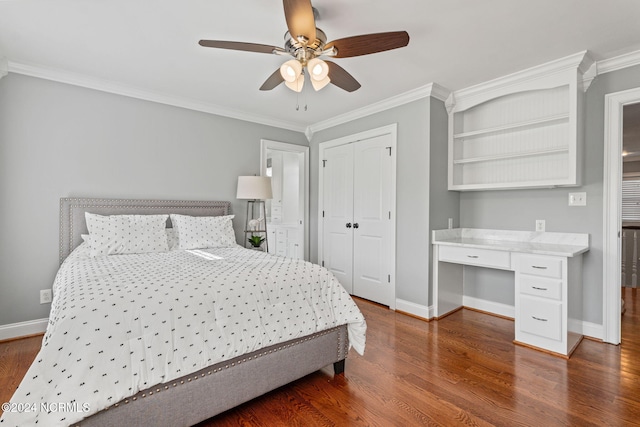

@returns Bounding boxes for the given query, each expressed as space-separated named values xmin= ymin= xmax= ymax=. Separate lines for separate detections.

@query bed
xmin=0 ymin=198 xmax=366 ymax=427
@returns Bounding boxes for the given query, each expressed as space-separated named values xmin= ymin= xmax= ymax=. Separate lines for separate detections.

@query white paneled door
xmin=322 ymin=143 xmax=355 ymax=292
xmin=322 ymin=131 xmax=394 ymax=306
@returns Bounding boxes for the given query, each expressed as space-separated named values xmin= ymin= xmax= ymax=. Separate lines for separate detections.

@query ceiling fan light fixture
xmin=311 ymin=76 xmax=330 ymax=91
xmin=307 ymin=58 xmax=329 ymax=81
xmin=280 ymin=59 xmax=302 ymax=83
xmin=284 ymin=73 xmax=305 ymax=92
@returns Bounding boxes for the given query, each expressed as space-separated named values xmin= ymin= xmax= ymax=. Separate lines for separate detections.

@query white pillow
xmin=170 ymin=214 xmax=236 ymax=249
xmin=85 ymin=213 xmax=169 ymax=256
xmin=82 ymin=229 xmax=178 ymax=250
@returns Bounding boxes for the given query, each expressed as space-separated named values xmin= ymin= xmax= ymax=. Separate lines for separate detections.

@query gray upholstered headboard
xmin=59 ymin=198 xmax=231 ymax=264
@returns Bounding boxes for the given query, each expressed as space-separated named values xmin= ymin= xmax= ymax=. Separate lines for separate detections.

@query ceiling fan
xmin=198 ymin=0 xmax=410 ymax=93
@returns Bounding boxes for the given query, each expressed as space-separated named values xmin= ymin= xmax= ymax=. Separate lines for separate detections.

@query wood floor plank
xmin=1 ymin=289 xmax=639 ymax=425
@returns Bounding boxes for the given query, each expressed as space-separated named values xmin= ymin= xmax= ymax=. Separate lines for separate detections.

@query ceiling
xmin=1 ymin=0 xmax=640 ymax=132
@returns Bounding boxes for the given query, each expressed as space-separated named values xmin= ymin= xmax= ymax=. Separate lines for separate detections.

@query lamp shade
xmin=236 ymin=176 xmax=273 ymax=200
xmin=307 ymin=58 xmax=329 ymax=81
xmin=280 ymin=59 xmax=302 ymax=83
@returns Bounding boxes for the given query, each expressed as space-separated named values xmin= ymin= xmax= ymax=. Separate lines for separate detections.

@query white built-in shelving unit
xmin=447 ymin=51 xmax=596 ymax=191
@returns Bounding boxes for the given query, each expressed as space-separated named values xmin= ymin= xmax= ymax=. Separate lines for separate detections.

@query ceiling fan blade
xmin=325 ymin=31 xmax=410 ymax=58
xmin=283 ymin=0 xmax=316 ymax=43
xmin=259 ymin=69 xmax=285 ymax=91
xmin=326 ymin=61 xmax=361 ymax=92
xmin=198 ymin=40 xmax=283 ymax=54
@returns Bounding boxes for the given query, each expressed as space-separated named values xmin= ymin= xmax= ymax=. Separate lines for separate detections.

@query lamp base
xmin=243 ymin=200 xmax=269 ymax=252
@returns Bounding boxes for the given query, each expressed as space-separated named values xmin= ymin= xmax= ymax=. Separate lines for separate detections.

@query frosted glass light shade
xmin=284 ymin=73 xmax=305 ymax=92
xmin=280 ymin=59 xmax=302 ymax=83
xmin=307 ymin=58 xmax=329 ymax=81
xmin=311 ymin=76 xmax=330 ymax=91
xmin=236 ymin=176 xmax=273 ymax=200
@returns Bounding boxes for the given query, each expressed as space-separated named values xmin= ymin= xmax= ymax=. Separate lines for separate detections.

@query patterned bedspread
xmin=1 ymin=245 xmax=366 ymax=426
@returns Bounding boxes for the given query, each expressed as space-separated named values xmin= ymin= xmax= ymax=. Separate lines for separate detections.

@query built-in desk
xmin=432 ymin=228 xmax=590 ymax=357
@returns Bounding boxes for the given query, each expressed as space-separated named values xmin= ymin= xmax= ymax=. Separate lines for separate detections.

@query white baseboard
xmin=0 ymin=318 xmax=48 ymax=341
xmin=464 ymin=297 xmax=604 ymax=341
xmin=395 ymin=299 xmax=432 ymax=320
xmin=569 ymin=318 xmax=604 ymax=341
xmin=463 ymin=296 xmax=515 ymax=319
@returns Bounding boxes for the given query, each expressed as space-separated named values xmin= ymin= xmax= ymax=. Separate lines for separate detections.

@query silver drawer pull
xmin=467 ymin=255 xmax=479 ymax=258
xmin=532 ymin=316 xmax=548 ymax=322
xmin=532 ymin=286 xmax=547 ymax=291
xmin=532 ymin=265 xmax=547 ymax=269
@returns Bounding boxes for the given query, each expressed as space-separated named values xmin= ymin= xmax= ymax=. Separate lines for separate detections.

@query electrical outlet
xmin=40 ymin=289 xmax=52 ymax=304
xmin=568 ymin=192 xmax=587 ymax=206
xmin=535 ymin=220 xmax=545 ymax=232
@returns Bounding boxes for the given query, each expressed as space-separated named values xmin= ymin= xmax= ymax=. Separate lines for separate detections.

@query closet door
xmin=352 ymin=134 xmax=392 ymax=305
xmin=322 ymin=143 xmax=355 ymax=293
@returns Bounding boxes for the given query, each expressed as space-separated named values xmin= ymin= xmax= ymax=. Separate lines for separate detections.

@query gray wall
xmin=459 ymin=64 xmax=640 ymax=325
xmin=0 ymin=73 xmax=307 ymax=326
xmin=428 ymin=97 xmax=460 ymax=305
xmin=3 ymin=63 xmax=638 ymax=328
xmin=310 ymin=97 xmax=458 ymax=307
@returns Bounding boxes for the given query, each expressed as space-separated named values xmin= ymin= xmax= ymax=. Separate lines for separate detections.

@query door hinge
xmin=388 ymin=274 xmax=391 ymax=283
xmin=323 ymin=160 xmax=327 ymax=167
xmin=386 ymin=147 xmax=392 ymax=156
xmin=322 ymin=261 xmax=325 ymax=267
xmin=322 ymin=210 xmax=325 ymax=218
xmin=388 ymin=211 xmax=391 ymax=219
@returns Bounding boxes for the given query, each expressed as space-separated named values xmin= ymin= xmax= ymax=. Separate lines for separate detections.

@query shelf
xmin=453 ymin=148 xmax=569 ymax=165
xmin=453 ymin=113 xmax=569 ymax=140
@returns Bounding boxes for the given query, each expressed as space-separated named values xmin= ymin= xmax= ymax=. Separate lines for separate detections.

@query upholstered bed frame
xmin=59 ymin=198 xmax=349 ymax=427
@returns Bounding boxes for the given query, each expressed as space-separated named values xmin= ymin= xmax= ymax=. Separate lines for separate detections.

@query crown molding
xmin=306 ymin=83 xmax=451 ymax=140
xmin=6 ymin=48 xmax=639 ymax=143
xmin=597 ymin=49 xmax=640 ymax=75
xmin=448 ymin=51 xmax=595 ymax=113
xmin=7 ymin=60 xmax=306 ymax=133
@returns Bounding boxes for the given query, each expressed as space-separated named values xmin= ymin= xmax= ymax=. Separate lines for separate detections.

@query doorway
xmin=603 ymin=87 xmax=640 ymax=344
xmin=260 ymin=139 xmax=309 ymax=260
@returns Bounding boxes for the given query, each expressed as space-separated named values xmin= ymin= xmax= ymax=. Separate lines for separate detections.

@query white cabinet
xmin=267 ymin=225 xmax=302 ymax=259
xmin=447 ymin=51 xmax=595 ymax=191
xmin=432 ymin=228 xmax=589 ymax=357
xmin=438 ymin=245 xmax=511 ymax=270
xmin=514 ymin=253 xmax=584 ymax=357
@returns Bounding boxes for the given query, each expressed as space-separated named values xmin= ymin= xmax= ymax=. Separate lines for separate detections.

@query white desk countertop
xmin=432 ymin=228 xmax=590 ymax=257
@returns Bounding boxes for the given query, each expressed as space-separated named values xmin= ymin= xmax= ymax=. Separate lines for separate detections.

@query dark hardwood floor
xmin=1 ymin=288 xmax=639 ymax=426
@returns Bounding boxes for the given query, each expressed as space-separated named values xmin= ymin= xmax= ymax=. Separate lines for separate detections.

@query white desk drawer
xmin=518 ymin=255 xmax=563 ymax=278
xmin=520 ymin=275 xmax=562 ymax=300
xmin=438 ymin=245 xmax=511 ymax=270
xmin=519 ymin=296 xmax=562 ymax=341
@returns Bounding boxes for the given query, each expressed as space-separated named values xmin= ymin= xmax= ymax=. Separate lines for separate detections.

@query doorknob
xmin=353 ymin=223 xmax=359 ymax=229
xmin=346 ymin=223 xmax=352 ymax=228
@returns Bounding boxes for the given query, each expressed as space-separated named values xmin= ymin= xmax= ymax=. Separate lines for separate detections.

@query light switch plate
xmin=568 ymin=192 xmax=587 ymax=206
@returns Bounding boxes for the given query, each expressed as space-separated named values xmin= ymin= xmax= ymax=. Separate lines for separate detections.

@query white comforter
xmin=1 ymin=245 xmax=366 ymax=426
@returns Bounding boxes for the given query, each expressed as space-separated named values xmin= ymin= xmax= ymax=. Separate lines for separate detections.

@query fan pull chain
xmin=295 ymin=91 xmax=308 ymax=112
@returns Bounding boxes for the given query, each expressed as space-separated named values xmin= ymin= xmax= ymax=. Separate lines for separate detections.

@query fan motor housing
xmin=284 ymin=28 xmax=327 ymax=62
